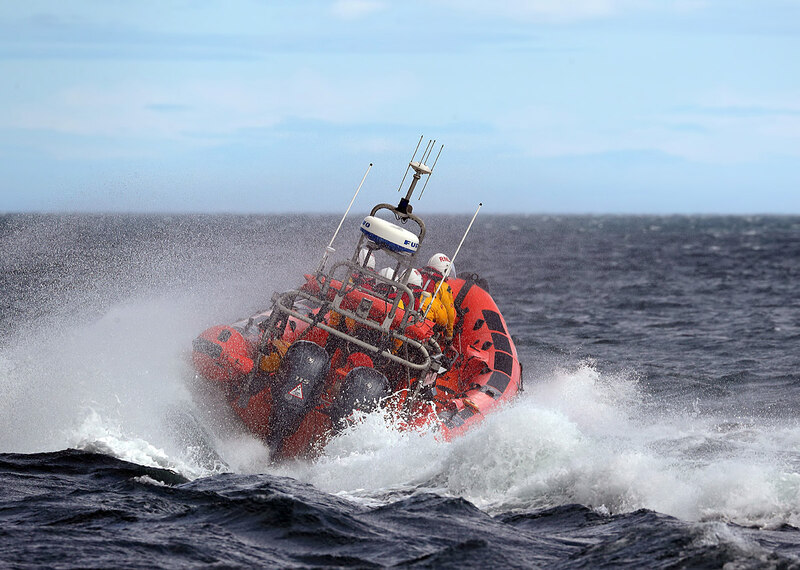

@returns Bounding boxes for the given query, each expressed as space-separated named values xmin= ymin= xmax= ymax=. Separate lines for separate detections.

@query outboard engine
xmin=267 ymin=341 xmax=330 ymax=454
xmin=328 ymin=367 xmax=391 ymax=429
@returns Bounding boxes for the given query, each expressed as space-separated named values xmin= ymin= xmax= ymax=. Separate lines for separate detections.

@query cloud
xmin=691 ymin=89 xmax=800 ymax=116
xmin=1 ymin=67 xmax=419 ymax=160
xmin=490 ymin=89 xmax=800 ymax=165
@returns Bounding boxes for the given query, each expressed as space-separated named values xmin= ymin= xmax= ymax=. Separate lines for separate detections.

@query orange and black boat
xmin=191 ymin=140 xmax=523 ymax=459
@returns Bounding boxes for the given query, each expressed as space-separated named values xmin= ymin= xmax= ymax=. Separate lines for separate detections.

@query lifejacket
xmin=417 ymin=293 xmax=448 ymax=332
xmin=258 ymin=338 xmax=290 ymax=373
xmin=394 ymin=290 xmax=438 ymax=350
xmin=396 ymin=286 xmax=444 ymax=323
xmin=420 ymin=269 xmax=456 ymax=340
xmin=388 ymin=288 xmax=415 ymax=311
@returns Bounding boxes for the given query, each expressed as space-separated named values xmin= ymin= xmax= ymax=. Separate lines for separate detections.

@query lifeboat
xmin=190 ymin=140 xmax=523 ymax=459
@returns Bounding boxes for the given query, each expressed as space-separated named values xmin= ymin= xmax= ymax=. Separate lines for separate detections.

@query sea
xmin=1 ymin=212 xmax=799 ymax=568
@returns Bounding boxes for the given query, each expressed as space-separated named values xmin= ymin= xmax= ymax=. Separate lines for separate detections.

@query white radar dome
xmin=360 ymin=216 xmax=419 ymax=255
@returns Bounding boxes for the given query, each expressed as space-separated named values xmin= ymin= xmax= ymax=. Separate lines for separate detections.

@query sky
xmin=1 ymin=1 xmax=799 ymax=214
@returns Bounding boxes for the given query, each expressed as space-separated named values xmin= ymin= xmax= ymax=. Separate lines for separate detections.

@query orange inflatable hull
xmin=191 ymin=275 xmax=522 ymax=459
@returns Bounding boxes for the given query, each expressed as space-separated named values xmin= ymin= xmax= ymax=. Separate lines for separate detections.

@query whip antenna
xmin=317 ymin=162 xmax=372 ymax=273
xmin=397 ymin=135 xmax=424 ymax=192
xmin=424 ymin=202 xmax=483 ymax=319
xmin=422 ymin=139 xmax=436 ymax=164
xmin=418 ymin=144 xmax=443 ymax=200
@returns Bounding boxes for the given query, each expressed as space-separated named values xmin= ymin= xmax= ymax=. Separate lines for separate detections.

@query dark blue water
xmin=2 ymin=213 xmax=800 ymax=567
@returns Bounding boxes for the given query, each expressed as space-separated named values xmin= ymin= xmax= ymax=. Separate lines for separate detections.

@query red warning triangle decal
xmin=288 ymin=383 xmax=304 ymax=399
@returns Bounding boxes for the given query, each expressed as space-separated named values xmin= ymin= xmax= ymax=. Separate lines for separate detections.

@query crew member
xmin=357 ymin=247 xmax=376 ymax=271
xmin=396 ymin=267 xmax=449 ymax=337
xmin=374 ymin=267 xmax=397 ymax=297
xmin=326 ymin=247 xmax=378 ymax=361
xmin=352 ymin=247 xmax=377 ymax=290
xmin=419 ymin=253 xmax=456 ymax=343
